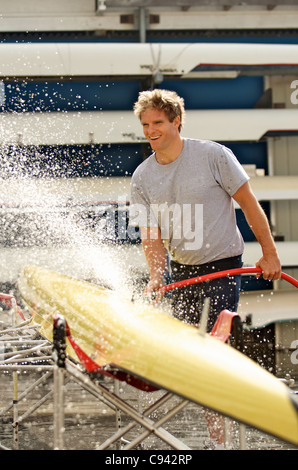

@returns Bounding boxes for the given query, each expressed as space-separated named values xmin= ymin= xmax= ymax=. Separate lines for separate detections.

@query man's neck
xmin=155 ymin=137 xmax=184 ymax=165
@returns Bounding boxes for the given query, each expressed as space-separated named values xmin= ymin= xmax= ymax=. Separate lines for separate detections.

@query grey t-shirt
xmin=129 ymin=138 xmax=249 ymax=265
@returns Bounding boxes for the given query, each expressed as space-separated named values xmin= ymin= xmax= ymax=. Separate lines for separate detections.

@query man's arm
xmin=140 ymin=226 xmax=167 ymax=300
xmin=233 ymin=181 xmax=281 ymax=281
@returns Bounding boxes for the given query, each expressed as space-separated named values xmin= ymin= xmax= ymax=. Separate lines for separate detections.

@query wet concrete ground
xmin=0 ymin=368 xmax=297 ymax=451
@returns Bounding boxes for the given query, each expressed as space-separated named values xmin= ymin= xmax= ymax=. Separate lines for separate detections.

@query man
xmin=130 ymin=88 xmax=281 ymax=312
xmin=129 ymin=89 xmax=281 ymax=447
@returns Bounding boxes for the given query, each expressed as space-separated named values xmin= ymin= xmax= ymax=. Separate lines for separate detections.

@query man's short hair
xmin=133 ymin=89 xmax=185 ymax=133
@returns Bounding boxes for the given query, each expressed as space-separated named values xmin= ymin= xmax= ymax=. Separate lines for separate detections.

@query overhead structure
xmin=1 ymin=1 xmax=298 ymax=36
xmin=0 ymin=42 xmax=298 ymax=80
xmin=0 ymin=108 xmax=297 ymax=145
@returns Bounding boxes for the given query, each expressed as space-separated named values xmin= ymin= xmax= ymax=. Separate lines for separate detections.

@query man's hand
xmin=144 ymin=277 xmax=165 ymax=303
xmin=255 ymin=253 xmax=281 ymax=281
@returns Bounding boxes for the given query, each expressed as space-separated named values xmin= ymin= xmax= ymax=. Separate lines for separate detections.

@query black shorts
xmin=170 ymin=255 xmax=243 ymax=331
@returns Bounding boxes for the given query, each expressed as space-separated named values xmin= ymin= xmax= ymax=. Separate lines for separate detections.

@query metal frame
xmin=0 ymin=299 xmax=54 ymax=450
xmin=0 ymin=293 xmax=246 ymax=450
xmin=0 ymin=307 xmax=191 ymax=450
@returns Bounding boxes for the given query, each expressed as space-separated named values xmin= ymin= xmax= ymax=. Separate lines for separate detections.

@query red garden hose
xmin=160 ymin=266 xmax=298 ymax=293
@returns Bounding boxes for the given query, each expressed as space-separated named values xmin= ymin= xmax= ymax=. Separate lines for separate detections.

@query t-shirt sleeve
xmin=129 ymin=174 xmax=158 ymax=228
xmin=213 ymin=145 xmax=250 ymax=196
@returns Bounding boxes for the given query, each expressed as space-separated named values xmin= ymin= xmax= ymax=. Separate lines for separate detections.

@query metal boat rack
xmin=0 ymin=301 xmax=193 ymax=450
xmin=0 ymin=293 xmax=259 ymax=451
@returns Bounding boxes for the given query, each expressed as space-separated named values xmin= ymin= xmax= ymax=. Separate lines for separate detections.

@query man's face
xmin=140 ymin=108 xmax=180 ymax=152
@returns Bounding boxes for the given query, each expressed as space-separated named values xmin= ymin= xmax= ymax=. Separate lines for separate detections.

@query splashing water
xmin=0 ymin=78 xmax=146 ymax=298
xmin=0 ymin=170 xmax=144 ymax=298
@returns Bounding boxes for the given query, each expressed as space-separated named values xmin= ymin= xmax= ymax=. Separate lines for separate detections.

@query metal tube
xmin=52 ymin=315 xmax=67 ymax=450
xmin=53 ymin=365 xmax=65 ymax=450
xmin=239 ymin=424 xmax=247 ymax=450
xmin=11 ymin=297 xmax=18 ymax=450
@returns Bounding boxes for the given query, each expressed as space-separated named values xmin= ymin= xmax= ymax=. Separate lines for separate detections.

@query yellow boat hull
xmin=18 ymin=265 xmax=298 ymax=446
